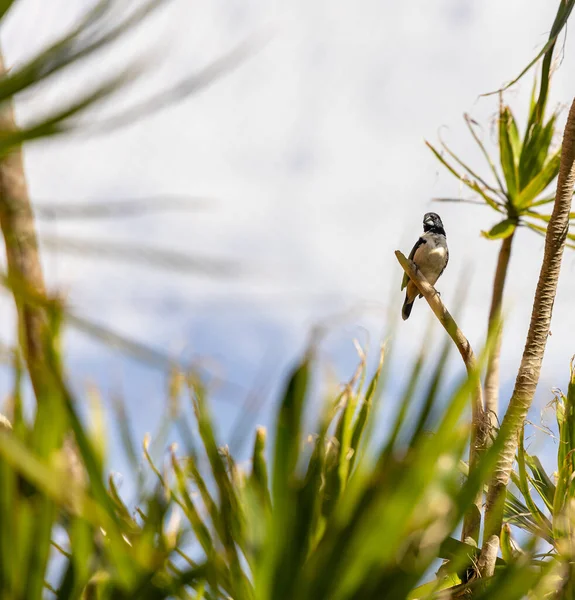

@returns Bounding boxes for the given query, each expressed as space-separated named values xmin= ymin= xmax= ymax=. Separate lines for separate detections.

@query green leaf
xmin=481 ymin=219 xmax=516 ymax=240
xmin=524 ymin=222 xmax=547 ymax=239
xmin=504 ymin=489 xmax=550 ymax=541
xmin=259 ymin=357 xmax=310 ymax=600
xmin=0 ymin=1 xmax=159 ymax=105
xmin=407 ymin=574 xmax=461 ymax=599
xmin=303 ymin=359 xmax=480 ymax=600
xmin=349 ymin=348 xmax=385 ymax=472
xmin=171 ymin=453 xmax=217 ymax=567
xmin=499 ymin=106 xmax=519 ymax=200
xmin=500 ymin=524 xmax=517 ymax=563
xmin=507 ymin=109 xmax=522 ymax=161
xmin=525 ymin=454 xmax=556 ymax=512
xmin=525 ymin=210 xmax=575 ymax=223
xmin=68 ymin=518 xmax=94 ymax=596
xmin=530 ymin=194 xmax=556 ymax=207
xmin=0 ymin=453 xmax=17 ymax=595
xmin=190 ymin=379 xmax=252 ymax=600
xmin=551 ymin=366 xmax=575 ymax=541
xmin=272 ymin=358 xmax=310 ymax=500
xmin=0 ymin=0 xmax=14 ymax=21
xmin=515 ymin=428 xmax=553 ymax=539
xmin=516 ymin=148 xmax=561 ymax=208
xmin=250 ymin=427 xmax=271 ymax=510
xmin=519 ymin=115 xmax=557 ymax=190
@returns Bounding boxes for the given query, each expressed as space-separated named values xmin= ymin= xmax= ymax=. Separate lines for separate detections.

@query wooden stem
xmin=478 ymin=96 xmax=575 ymax=577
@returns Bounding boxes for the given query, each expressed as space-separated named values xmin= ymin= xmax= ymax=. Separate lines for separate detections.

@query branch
xmin=395 ymin=251 xmax=483 ymax=414
xmin=395 ymin=250 xmax=487 ymax=545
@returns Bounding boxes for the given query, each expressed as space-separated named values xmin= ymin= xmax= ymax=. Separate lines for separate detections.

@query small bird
xmin=401 ymin=212 xmax=449 ymax=320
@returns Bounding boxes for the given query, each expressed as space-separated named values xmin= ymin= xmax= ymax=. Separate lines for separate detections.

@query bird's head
xmin=423 ymin=212 xmax=445 ymax=234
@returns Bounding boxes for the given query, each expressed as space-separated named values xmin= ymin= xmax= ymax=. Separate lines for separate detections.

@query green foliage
xmin=427 ymin=79 xmax=574 ymax=245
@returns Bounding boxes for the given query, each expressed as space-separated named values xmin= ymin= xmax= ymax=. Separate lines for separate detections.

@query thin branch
xmin=395 ymin=250 xmax=487 ymax=545
xmin=484 ymin=232 xmax=515 ymax=431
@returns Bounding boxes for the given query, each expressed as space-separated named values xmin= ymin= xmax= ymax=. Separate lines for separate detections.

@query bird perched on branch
xmin=401 ymin=212 xmax=449 ymax=320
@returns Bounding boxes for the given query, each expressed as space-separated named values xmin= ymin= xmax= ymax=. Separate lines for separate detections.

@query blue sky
xmin=1 ymin=0 xmax=574 ymax=486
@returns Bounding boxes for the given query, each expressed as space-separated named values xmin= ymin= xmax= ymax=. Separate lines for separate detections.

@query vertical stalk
xmin=479 ymin=97 xmax=575 ymax=577
xmin=484 ymin=232 xmax=515 ymax=430
xmin=0 ymin=50 xmax=49 ymax=400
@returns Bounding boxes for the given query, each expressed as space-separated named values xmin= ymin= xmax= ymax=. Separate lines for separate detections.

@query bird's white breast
xmin=413 ymin=232 xmax=448 ymax=286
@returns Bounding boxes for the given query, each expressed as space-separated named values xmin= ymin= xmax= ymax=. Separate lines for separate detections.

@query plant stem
xmin=395 ymin=250 xmax=488 ymax=545
xmin=478 ymin=97 xmax=575 ymax=577
xmin=0 ymin=51 xmax=48 ymax=400
xmin=484 ymin=232 xmax=515 ymax=430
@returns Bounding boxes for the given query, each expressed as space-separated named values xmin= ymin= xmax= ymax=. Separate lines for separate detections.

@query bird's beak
xmin=424 ymin=217 xmax=434 ymax=227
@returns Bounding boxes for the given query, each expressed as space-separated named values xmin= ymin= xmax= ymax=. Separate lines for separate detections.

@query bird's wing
xmin=438 ymin=244 xmax=449 ymax=278
xmin=401 ymin=237 xmax=426 ymax=290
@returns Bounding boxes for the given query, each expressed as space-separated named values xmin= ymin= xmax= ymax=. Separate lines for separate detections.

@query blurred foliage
xmin=0 ymin=298 xmax=575 ymax=600
xmin=0 ymin=0 xmax=159 ymax=150
xmin=0 ymin=0 xmax=257 ymax=279
xmin=2 ymin=308 xmax=575 ymax=598
xmin=0 ymin=314 xmax=505 ymax=598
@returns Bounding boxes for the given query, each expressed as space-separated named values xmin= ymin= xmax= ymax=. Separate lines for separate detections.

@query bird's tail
xmin=402 ymin=293 xmax=414 ymax=320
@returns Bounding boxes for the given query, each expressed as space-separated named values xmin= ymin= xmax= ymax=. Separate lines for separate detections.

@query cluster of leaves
xmin=426 ymin=0 xmax=575 ymax=245
xmin=427 ymin=86 xmax=575 ymax=245
xmin=427 ymin=0 xmax=575 ymax=248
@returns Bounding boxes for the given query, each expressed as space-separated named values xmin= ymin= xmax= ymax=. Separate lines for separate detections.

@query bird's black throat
xmin=423 ymin=223 xmax=446 ymax=236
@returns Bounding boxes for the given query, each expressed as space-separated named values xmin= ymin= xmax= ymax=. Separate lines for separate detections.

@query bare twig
xmin=395 ymin=250 xmax=487 ymax=545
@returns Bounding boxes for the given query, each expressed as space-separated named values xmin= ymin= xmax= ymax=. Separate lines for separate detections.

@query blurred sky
xmin=1 ymin=0 xmax=575 ymax=479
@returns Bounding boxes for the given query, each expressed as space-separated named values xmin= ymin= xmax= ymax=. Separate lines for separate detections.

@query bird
xmin=401 ymin=212 xmax=449 ymax=320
